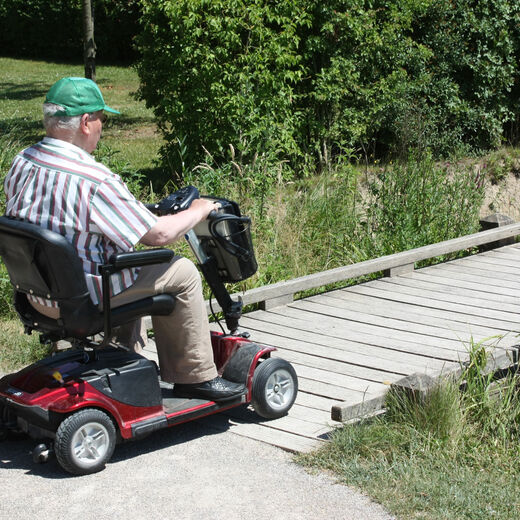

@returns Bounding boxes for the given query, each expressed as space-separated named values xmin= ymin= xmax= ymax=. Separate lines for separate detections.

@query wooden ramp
xmin=142 ymin=241 xmax=520 ymax=453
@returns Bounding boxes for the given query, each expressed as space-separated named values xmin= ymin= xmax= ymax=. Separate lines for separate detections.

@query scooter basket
xmin=194 ymin=198 xmax=258 ymax=282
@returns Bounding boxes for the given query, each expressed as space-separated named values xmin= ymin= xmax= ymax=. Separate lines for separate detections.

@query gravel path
xmin=0 ymin=415 xmax=394 ymax=520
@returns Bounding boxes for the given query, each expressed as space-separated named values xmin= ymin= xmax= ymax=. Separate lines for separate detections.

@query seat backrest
xmin=0 ymin=216 xmax=102 ymax=337
xmin=0 ymin=216 xmax=90 ymax=299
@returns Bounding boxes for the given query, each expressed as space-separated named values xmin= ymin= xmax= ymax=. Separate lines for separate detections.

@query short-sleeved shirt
xmin=4 ymin=137 xmax=158 ymax=306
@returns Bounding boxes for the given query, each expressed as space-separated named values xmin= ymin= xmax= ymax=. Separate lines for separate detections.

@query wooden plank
xmin=455 ymin=254 xmax=520 ymax=273
xmin=296 ymin=375 xmax=385 ymax=402
xmin=236 ymin=318 xmax=451 ymax=371
xmin=196 ymin=413 xmax=324 ymax=452
xmin=270 ymin=304 xmax=517 ymax=364
xmin=271 ymin=348 xmax=406 ymax=383
xmin=330 ymin=392 xmax=389 ymax=422
xmin=289 ymin=302 xmax=511 ymax=361
xmin=249 ymin=326 xmax=446 ymax=374
xmin=293 ymin=363 xmax=390 ymax=395
xmin=263 ymin=292 xmax=518 ymax=355
xmin=241 ymin=311 xmax=468 ymax=361
xmin=374 ymin=276 xmax=520 ymax=313
xmin=400 ymin=271 xmax=520 ymax=302
xmin=311 ymin=291 xmax=517 ymax=335
xmin=277 ymin=403 xmax=338 ymax=426
xmin=294 ymin=391 xmax=342 ymax=413
xmin=225 ymin=423 xmax=325 ymax=452
xmin=425 ymin=262 xmax=520 ymax=288
xmin=226 ymin=406 xmax=334 ymax=438
xmin=343 ymin=283 xmax=520 ymax=326
xmin=285 ymin=300 xmax=487 ymax=347
xmin=410 ymin=270 xmax=520 ymax=296
xmin=486 ymin=247 xmax=520 ymax=258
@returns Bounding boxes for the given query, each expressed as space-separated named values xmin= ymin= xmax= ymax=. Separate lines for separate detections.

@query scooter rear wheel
xmin=55 ymin=408 xmax=116 ymax=475
xmin=251 ymin=358 xmax=298 ymax=419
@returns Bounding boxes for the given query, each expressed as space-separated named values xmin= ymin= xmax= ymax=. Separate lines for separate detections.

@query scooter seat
xmin=0 ymin=215 xmax=175 ymax=341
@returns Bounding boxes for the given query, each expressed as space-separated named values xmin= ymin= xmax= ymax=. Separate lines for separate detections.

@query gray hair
xmin=43 ymin=103 xmax=82 ymax=133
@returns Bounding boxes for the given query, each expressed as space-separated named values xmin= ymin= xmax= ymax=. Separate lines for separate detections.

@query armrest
xmin=105 ymin=248 xmax=175 ymax=271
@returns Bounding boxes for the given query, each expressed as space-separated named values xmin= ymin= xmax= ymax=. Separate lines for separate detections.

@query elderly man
xmin=4 ymin=77 xmax=244 ymax=401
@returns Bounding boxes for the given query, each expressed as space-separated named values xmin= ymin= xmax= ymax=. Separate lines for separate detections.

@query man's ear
xmin=79 ymin=113 xmax=91 ymax=136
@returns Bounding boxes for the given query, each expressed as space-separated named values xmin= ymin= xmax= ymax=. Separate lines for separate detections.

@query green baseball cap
xmin=45 ymin=77 xmax=120 ymax=117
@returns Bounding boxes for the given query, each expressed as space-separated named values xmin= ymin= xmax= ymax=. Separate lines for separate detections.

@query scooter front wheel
xmin=55 ymin=408 xmax=116 ymax=475
xmin=251 ymin=358 xmax=298 ymax=419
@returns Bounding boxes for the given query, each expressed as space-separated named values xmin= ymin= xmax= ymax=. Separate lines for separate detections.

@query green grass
xmin=0 ymin=57 xmax=163 ymax=172
xmin=298 ymin=341 xmax=520 ymax=520
xmin=0 ymin=319 xmax=49 ymax=373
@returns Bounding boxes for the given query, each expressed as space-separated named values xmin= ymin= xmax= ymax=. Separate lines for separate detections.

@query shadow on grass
xmin=0 ymin=117 xmax=44 ymax=146
xmin=0 ymin=81 xmax=48 ymax=101
xmin=140 ymin=166 xmax=172 ymax=193
xmin=104 ymin=114 xmax=156 ymax=130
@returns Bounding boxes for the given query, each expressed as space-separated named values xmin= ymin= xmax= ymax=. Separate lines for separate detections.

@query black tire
xmin=55 ymin=409 xmax=116 ymax=476
xmin=251 ymin=358 xmax=298 ymax=419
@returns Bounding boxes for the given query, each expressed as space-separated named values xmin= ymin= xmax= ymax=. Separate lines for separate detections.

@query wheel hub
xmin=72 ymin=422 xmax=109 ymax=464
xmin=265 ymin=369 xmax=295 ymax=409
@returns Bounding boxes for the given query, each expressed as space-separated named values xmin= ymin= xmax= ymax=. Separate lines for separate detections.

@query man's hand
xmin=190 ymin=198 xmax=220 ymax=220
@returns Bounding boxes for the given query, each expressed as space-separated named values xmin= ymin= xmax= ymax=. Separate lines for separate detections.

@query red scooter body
xmin=0 ymin=332 xmax=275 ymax=442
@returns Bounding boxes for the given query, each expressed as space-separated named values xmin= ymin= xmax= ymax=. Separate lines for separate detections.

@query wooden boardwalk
xmin=142 ymin=240 xmax=520 ymax=453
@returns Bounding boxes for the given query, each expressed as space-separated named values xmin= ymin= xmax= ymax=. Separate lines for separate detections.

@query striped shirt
xmin=4 ymin=137 xmax=157 ymax=306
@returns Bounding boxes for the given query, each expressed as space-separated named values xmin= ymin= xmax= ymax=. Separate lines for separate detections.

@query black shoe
xmin=174 ymin=377 xmax=245 ymax=402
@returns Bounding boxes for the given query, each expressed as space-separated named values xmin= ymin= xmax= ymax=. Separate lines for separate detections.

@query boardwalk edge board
xmin=331 ymin=344 xmax=520 ymax=423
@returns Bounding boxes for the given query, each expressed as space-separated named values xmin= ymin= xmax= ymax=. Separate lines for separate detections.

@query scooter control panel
xmin=146 ymin=185 xmax=200 ymax=216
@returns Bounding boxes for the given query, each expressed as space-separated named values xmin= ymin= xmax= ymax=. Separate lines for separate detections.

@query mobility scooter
xmin=0 ymin=186 xmax=298 ymax=475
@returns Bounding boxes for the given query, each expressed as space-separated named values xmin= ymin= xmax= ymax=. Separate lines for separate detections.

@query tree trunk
xmin=82 ymin=0 xmax=96 ymax=81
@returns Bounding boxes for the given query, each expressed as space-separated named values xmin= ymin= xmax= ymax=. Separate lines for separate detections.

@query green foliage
xmin=411 ymin=0 xmax=520 ymax=153
xmin=137 ymin=0 xmax=520 ymax=178
xmin=363 ymin=154 xmax=485 ymax=257
xmin=136 ymin=0 xmax=310 ymax=177
xmin=480 ymin=147 xmax=520 ymax=185
xmin=461 ymin=337 xmax=520 ymax=445
xmin=183 ymin=154 xmax=485 ymax=292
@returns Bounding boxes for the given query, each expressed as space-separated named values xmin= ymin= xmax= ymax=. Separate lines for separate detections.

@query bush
xmin=136 ymin=0 xmax=520 ymax=178
xmin=136 ymin=0 xmax=310 ymax=178
xmin=363 ymin=153 xmax=485 ymax=257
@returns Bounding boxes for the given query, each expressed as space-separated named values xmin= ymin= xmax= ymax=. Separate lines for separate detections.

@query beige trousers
xmin=110 ymin=256 xmax=218 ymax=384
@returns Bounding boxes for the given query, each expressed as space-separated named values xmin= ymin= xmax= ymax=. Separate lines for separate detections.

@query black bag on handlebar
xmin=193 ymin=197 xmax=258 ymax=283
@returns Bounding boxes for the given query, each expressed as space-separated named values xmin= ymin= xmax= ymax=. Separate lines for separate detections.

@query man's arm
xmin=139 ymin=198 xmax=218 ymax=247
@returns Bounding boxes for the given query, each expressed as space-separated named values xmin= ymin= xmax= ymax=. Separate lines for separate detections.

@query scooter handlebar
xmin=145 ymin=185 xmax=200 ymax=216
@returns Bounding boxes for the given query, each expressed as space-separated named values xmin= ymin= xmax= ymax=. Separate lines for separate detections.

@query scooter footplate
xmin=162 ymin=397 xmax=210 ymax=414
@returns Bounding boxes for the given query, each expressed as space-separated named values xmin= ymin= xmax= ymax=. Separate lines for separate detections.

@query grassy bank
xmin=298 ymin=341 xmax=520 ymax=519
